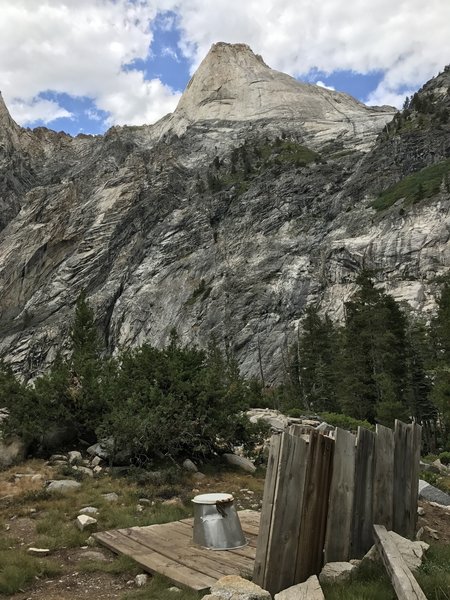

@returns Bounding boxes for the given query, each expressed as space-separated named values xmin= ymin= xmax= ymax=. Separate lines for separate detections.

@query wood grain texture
xmin=324 ymin=428 xmax=356 ymax=563
xmin=393 ymin=420 xmax=410 ymax=536
xmin=373 ymin=424 xmax=395 ymax=530
xmin=351 ymin=427 xmax=375 ymax=558
xmin=373 ymin=524 xmax=427 ymax=600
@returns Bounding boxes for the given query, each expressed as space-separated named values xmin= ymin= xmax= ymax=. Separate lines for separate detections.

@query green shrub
xmin=319 ymin=412 xmax=375 ymax=432
xmin=439 ymin=451 xmax=450 ymax=465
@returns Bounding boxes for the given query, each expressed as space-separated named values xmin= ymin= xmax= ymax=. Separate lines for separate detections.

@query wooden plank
xmin=373 ymin=424 xmax=395 ymax=530
xmin=94 ymin=529 xmax=215 ymax=591
xmin=295 ymin=431 xmax=334 ymax=582
xmin=407 ymin=423 xmax=422 ymax=538
xmin=373 ymin=524 xmax=427 ymax=600
xmin=253 ymin=432 xmax=282 ymax=587
xmin=264 ymin=432 xmax=309 ymax=595
xmin=393 ymin=420 xmax=409 ymax=536
xmin=324 ymin=428 xmax=356 ymax=563
xmin=124 ymin=526 xmax=250 ymax=579
xmin=351 ymin=427 xmax=375 ymax=558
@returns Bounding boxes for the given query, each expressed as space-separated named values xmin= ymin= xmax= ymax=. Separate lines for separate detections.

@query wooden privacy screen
xmin=253 ymin=420 xmax=421 ymax=596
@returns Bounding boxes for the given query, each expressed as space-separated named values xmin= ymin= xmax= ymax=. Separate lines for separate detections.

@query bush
xmin=319 ymin=412 xmax=375 ymax=432
xmin=439 ymin=451 xmax=450 ymax=465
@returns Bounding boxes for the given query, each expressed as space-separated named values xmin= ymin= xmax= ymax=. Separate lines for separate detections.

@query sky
xmin=0 ymin=0 xmax=449 ymax=137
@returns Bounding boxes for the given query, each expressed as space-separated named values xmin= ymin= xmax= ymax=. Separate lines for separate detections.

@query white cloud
xmin=1 ymin=0 xmax=449 ymax=128
xmin=0 ymin=0 xmax=180 ymax=127
xmin=170 ymin=0 xmax=450 ymax=104
xmin=9 ymin=98 xmax=72 ymax=125
xmin=316 ymin=81 xmax=335 ymax=91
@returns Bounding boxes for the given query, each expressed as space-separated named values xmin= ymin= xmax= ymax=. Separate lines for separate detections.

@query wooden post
xmin=324 ymin=428 xmax=356 ymax=563
xmin=295 ymin=431 xmax=334 ymax=582
xmin=373 ymin=524 xmax=427 ymax=600
xmin=351 ymin=427 xmax=375 ymax=558
xmin=263 ymin=432 xmax=309 ymax=595
xmin=373 ymin=424 xmax=395 ymax=530
xmin=393 ymin=420 xmax=410 ymax=536
xmin=253 ymin=433 xmax=282 ymax=587
xmin=407 ymin=423 xmax=422 ymax=538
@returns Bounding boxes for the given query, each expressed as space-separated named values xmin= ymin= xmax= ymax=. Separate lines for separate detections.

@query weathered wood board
xmin=351 ymin=427 xmax=375 ymax=558
xmin=373 ymin=424 xmax=395 ymax=530
xmin=95 ymin=510 xmax=259 ymax=592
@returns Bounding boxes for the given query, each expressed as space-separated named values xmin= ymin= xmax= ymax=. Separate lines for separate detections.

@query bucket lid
xmin=192 ymin=493 xmax=234 ymax=504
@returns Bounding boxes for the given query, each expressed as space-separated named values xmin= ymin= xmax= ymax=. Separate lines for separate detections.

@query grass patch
xmin=417 ymin=544 xmax=450 ymax=599
xmin=77 ymin=554 xmax=140 ymax=576
xmin=0 ymin=549 xmax=63 ymax=596
xmin=372 ymin=158 xmax=450 ymax=211
xmin=321 ymin=560 xmax=395 ymax=599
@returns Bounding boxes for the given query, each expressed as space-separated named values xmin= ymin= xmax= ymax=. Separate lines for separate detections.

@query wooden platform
xmin=94 ymin=509 xmax=260 ymax=592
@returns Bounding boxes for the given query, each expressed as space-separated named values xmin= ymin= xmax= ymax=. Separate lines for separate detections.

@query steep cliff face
xmin=0 ymin=44 xmax=449 ymax=381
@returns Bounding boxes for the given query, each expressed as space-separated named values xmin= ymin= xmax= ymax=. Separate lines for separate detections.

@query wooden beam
xmin=372 ymin=524 xmax=427 ymax=600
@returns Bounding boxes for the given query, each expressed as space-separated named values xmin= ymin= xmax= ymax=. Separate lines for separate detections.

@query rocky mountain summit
xmin=0 ymin=43 xmax=449 ymax=380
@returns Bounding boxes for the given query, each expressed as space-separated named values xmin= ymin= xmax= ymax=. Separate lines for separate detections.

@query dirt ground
xmin=1 ymin=460 xmax=449 ymax=600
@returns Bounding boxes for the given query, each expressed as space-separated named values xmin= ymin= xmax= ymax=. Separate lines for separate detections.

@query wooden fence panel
xmin=295 ymin=431 xmax=334 ymax=583
xmin=264 ymin=432 xmax=309 ymax=595
xmin=373 ymin=424 xmax=394 ymax=530
xmin=324 ymin=428 xmax=356 ymax=563
xmin=407 ymin=423 xmax=422 ymax=538
xmin=393 ymin=420 xmax=410 ymax=536
xmin=253 ymin=433 xmax=282 ymax=587
xmin=351 ymin=427 xmax=375 ymax=558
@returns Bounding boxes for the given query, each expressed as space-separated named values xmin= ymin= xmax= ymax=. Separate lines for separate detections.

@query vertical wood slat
xmin=351 ymin=427 xmax=375 ymax=558
xmin=295 ymin=431 xmax=334 ymax=583
xmin=373 ymin=424 xmax=395 ymax=530
xmin=253 ymin=433 xmax=282 ymax=587
xmin=393 ymin=420 xmax=409 ymax=536
xmin=324 ymin=428 xmax=356 ymax=563
xmin=264 ymin=432 xmax=309 ymax=595
xmin=407 ymin=422 xmax=422 ymax=538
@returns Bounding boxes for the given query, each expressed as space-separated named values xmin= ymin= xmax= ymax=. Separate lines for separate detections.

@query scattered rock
xmin=275 ymin=575 xmax=324 ymax=599
xmin=183 ymin=458 xmax=198 ymax=472
xmin=420 ymin=460 xmax=440 ymax=474
xmin=47 ymin=479 xmax=82 ymax=493
xmin=76 ymin=515 xmax=97 ymax=532
xmin=27 ymin=547 xmax=50 ymax=557
xmin=193 ymin=472 xmax=206 ymax=481
xmin=139 ymin=498 xmax=151 ymax=504
xmin=102 ymin=492 xmax=119 ymax=502
xmin=135 ymin=574 xmax=148 ymax=587
xmin=76 ymin=466 xmax=94 ymax=478
xmin=86 ymin=535 xmax=97 ymax=547
xmin=49 ymin=454 xmax=67 ymax=462
xmin=68 ymin=450 xmax=82 ymax=465
xmin=162 ymin=497 xmax=183 ymax=507
xmin=432 ymin=459 xmax=449 ymax=474
xmin=223 ymin=453 xmax=256 ymax=473
xmin=79 ymin=506 xmax=99 ymax=516
xmin=319 ymin=562 xmax=356 ymax=585
xmin=168 ymin=587 xmax=181 ymax=593
xmin=429 ymin=501 xmax=450 ymax=513
xmin=78 ymin=550 xmax=108 ymax=562
xmin=417 ymin=506 xmax=425 ymax=516
xmin=93 ymin=465 xmax=102 ymax=475
xmin=91 ymin=456 xmax=102 ymax=467
xmin=87 ymin=440 xmax=112 ymax=460
xmin=210 ymin=575 xmax=271 ymax=600
xmin=316 ymin=422 xmax=334 ymax=434
xmin=31 ymin=474 xmax=43 ymax=482
xmin=136 ymin=504 xmax=144 ymax=512
xmin=423 ymin=526 xmax=440 ymax=540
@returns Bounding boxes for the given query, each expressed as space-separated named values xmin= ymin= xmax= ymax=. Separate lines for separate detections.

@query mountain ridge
xmin=0 ymin=45 xmax=449 ymax=381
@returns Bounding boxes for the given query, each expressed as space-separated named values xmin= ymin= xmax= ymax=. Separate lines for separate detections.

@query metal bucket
xmin=192 ymin=493 xmax=247 ymax=550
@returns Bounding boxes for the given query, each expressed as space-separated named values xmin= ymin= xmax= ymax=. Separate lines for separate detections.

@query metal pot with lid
xmin=192 ymin=492 xmax=247 ymax=550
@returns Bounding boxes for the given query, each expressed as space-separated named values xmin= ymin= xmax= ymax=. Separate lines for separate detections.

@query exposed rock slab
xmin=275 ymin=575 xmax=324 ymax=599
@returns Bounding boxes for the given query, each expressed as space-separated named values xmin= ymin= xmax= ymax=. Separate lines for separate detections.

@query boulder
xmin=418 ymin=479 xmax=450 ymax=506
xmin=102 ymin=492 xmax=119 ymax=502
xmin=76 ymin=514 xmax=97 ymax=532
xmin=223 ymin=453 xmax=256 ymax=473
xmin=183 ymin=458 xmax=198 ymax=472
xmin=275 ymin=575 xmax=324 ymax=599
xmin=76 ymin=466 xmax=94 ymax=478
xmin=319 ymin=562 xmax=356 ymax=585
xmin=0 ymin=434 xmax=26 ymax=469
xmin=210 ymin=575 xmax=271 ymax=600
xmin=419 ymin=460 xmax=440 ymax=474
xmin=78 ymin=550 xmax=108 ymax=562
xmin=47 ymin=479 xmax=81 ymax=493
xmin=68 ymin=450 xmax=82 ymax=465
xmin=87 ymin=439 xmax=113 ymax=460
xmin=362 ymin=532 xmax=429 ymax=571
xmin=91 ymin=456 xmax=102 ymax=467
